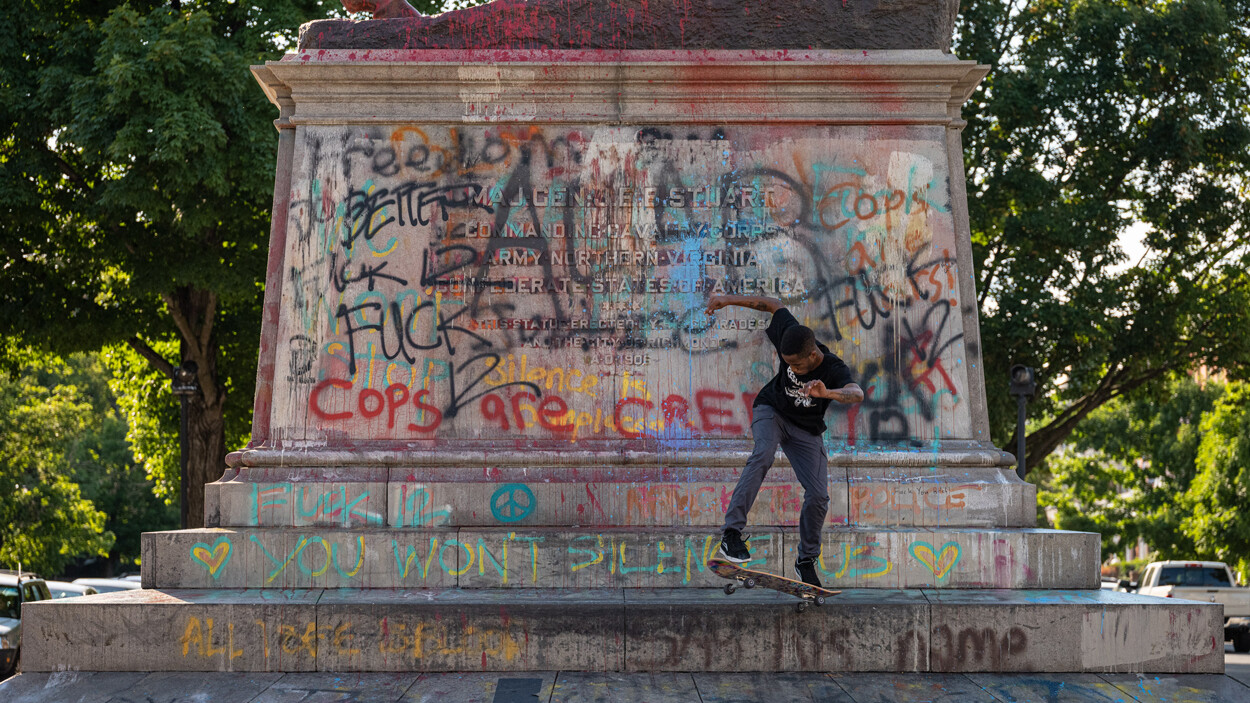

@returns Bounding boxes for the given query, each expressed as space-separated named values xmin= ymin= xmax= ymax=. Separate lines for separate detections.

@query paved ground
xmin=1 ymin=670 xmax=1249 ymax=702
xmin=2 ymin=646 xmax=1247 ymax=702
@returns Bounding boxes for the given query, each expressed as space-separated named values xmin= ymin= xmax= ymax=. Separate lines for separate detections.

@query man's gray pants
xmin=721 ymin=404 xmax=829 ymax=560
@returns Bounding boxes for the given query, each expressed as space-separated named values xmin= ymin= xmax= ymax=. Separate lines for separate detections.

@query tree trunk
xmin=131 ymin=285 xmax=227 ymax=528
xmin=184 ymin=382 xmax=226 ymax=528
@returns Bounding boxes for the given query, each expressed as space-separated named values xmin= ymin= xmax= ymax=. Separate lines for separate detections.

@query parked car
xmin=0 ymin=571 xmax=52 ymax=679
xmin=44 ymin=580 xmax=98 ymax=600
xmin=1137 ymin=560 xmax=1250 ymax=652
xmin=71 ymin=577 xmax=140 ymax=594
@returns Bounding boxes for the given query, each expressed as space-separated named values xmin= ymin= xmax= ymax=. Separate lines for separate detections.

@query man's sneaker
xmin=718 ymin=529 xmax=751 ymax=563
xmin=795 ymin=557 xmax=823 ymax=588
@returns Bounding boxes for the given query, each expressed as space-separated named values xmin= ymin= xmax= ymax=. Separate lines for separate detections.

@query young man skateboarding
xmin=705 ymin=294 xmax=864 ymax=588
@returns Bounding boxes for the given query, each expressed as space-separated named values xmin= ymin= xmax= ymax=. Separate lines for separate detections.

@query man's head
xmin=780 ymin=325 xmax=823 ymax=374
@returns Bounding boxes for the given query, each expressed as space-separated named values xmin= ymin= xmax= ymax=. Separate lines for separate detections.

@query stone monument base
xmin=22 ymin=583 xmax=1224 ymax=673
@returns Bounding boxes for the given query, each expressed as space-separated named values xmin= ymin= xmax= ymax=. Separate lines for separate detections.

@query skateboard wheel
xmin=744 ymin=578 xmax=756 ymax=589
xmin=815 ymin=596 xmax=826 ymax=607
xmin=796 ymin=602 xmax=809 ymax=613
xmin=723 ymin=583 xmax=737 ymax=595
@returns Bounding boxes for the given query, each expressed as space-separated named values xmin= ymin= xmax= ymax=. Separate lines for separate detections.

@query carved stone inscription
xmin=273 ymin=125 xmax=971 ymax=445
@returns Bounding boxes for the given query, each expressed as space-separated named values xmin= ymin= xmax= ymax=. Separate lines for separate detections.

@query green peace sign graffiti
xmin=490 ymin=483 xmax=536 ymax=523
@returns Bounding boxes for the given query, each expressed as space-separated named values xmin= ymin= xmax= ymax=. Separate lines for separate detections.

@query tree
xmin=0 ymin=0 xmax=346 ymax=526
xmin=1037 ymin=376 xmax=1221 ymax=562
xmin=956 ymin=0 xmax=1250 ymax=467
xmin=0 ymin=350 xmax=114 ymax=576
xmin=1184 ymin=381 xmax=1250 ymax=579
xmin=60 ymin=352 xmax=179 ymax=571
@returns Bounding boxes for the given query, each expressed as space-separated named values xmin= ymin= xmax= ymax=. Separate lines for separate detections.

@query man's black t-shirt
xmin=752 ymin=308 xmax=855 ymax=436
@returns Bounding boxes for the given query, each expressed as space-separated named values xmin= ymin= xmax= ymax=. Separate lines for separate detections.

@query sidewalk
xmin=2 ymin=670 xmax=1249 ymax=702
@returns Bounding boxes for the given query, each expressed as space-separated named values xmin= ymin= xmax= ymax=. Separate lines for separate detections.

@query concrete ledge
xmin=623 ymin=588 xmax=931 ymax=671
xmin=21 ymin=588 xmax=1224 ymax=674
xmin=22 ymin=589 xmax=319 ymax=673
xmin=206 ymin=467 xmax=1035 ymax=529
xmin=314 ymin=589 xmax=623 ymax=671
xmin=142 ymin=527 xmax=1096 ymax=590
xmin=926 ymin=590 xmax=1226 ymax=673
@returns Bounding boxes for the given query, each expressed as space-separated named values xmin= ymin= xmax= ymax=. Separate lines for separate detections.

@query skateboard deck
xmin=707 ymin=558 xmax=840 ymax=612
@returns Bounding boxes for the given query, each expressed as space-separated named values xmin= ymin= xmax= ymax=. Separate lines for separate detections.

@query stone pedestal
xmin=225 ymin=47 xmax=1028 ymax=529
xmin=20 ymin=7 xmax=1223 ymax=675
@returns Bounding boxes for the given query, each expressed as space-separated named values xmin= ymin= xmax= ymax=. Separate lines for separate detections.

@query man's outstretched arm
xmin=704 ymin=295 xmax=784 ymax=314
xmin=804 ymin=380 xmax=865 ymax=404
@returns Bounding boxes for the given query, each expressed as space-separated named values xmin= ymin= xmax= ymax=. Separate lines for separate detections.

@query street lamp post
xmin=170 ymin=361 xmax=200 ymax=529
xmin=1008 ymin=365 xmax=1036 ymax=481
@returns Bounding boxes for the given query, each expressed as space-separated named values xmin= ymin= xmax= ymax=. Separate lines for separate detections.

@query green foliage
xmin=0 ymin=352 xmax=177 ymax=574
xmin=0 ymin=0 xmax=348 ymax=523
xmin=1069 ymin=376 xmax=1221 ymax=558
xmin=1038 ymin=451 xmax=1137 ymax=560
xmin=1184 ymin=381 xmax=1250 ymax=579
xmin=1036 ymin=376 xmax=1250 ymax=569
xmin=60 ymin=353 xmax=179 ymax=569
xmin=0 ymin=356 xmax=115 ymax=576
xmin=957 ymin=0 xmax=1250 ymax=465
xmin=101 ymin=341 xmax=182 ymax=502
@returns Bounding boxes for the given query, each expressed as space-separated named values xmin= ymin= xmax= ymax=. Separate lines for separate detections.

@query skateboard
xmin=707 ymin=558 xmax=840 ymax=613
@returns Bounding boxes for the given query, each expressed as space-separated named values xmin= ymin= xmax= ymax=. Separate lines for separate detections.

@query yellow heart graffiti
xmin=909 ymin=541 xmax=961 ymax=580
xmin=191 ymin=537 xmax=233 ymax=579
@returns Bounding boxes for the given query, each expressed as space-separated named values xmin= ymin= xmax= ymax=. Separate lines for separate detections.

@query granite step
xmin=206 ymin=466 xmax=1035 ymax=530
xmin=22 ymin=587 xmax=1222 ymax=674
xmin=142 ymin=526 xmax=1098 ymax=590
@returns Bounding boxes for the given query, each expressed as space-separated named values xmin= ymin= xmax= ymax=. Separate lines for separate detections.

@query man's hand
xmin=705 ymin=295 xmax=730 ymax=314
xmin=804 ymin=381 xmax=864 ymax=404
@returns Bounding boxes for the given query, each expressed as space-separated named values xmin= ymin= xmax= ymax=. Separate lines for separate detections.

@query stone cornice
xmin=236 ymin=443 xmax=1016 ymax=469
xmin=252 ymin=49 xmax=988 ymax=126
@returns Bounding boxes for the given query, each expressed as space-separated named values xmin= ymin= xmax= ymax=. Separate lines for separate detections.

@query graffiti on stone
xmin=271 ymin=124 xmax=971 ymax=445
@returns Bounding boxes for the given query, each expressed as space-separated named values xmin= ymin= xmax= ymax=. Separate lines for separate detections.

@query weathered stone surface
xmin=453 ymin=528 xmax=787 ymax=589
xmin=22 ymin=589 xmax=320 ymax=673
xmin=208 ymin=469 xmax=1041 ymax=529
xmin=298 ymin=0 xmax=961 ymax=53
xmin=313 ymin=589 xmax=624 ymax=671
xmin=551 ymin=672 xmax=700 ymax=703
xmin=406 ymin=673 xmax=558 ymax=702
xmin=100 ymin=671 xmax=284 ymax=703
xmin=846 ymin=468 xmax=1035 ymax=528
xmin=248 ymin=55 xmax=991 ymax=453
xmin=142 ymin=528 xmax=458 ymax=590
xmin=6 ymin=669 xmax=1249 ymax=701
xmin=0 ymin=671 xmax=150 ymax=703
xmin=693 ymin=672 xmax=856 ymax=702
xmin=1101 ymin=673 xmax=1250 ymax=703
xmin=804 ymin=528 xmax=1098 ymax=590
xmin=926 ymin=590 xmax=1226 ymax=674
xmin=213 ymin=470 xmax=860 ymax=529
xmin=967 ymin=673 xmax=1143 ymax=702
xmin=250 ymin=672 xmax=422 ymax=702
xmin=144 ymin=527 xmax=1094 ymax=590
xmin=622 ymin=588 xmax=930 ymax=671
xmin=828 ymin=672 xmax=998 ymax=702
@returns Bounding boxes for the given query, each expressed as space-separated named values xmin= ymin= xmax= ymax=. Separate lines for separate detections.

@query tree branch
xmin=126 ymin=335 xmax=174 ymax=378
xmin=1025 ymin=362 xmax=1181 ymax=468
xmin=161 ymin=291 xmax=201 ymax=360
xmin=198 ymin=291 xmax=216 ymax=354
xmin=161 ymin=289 xmax=221 ymax=408
xmin=37 ymin=142 xmax=92 ymax=194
